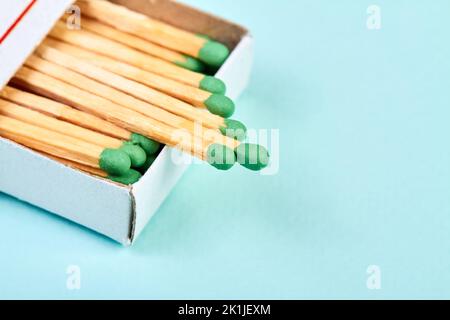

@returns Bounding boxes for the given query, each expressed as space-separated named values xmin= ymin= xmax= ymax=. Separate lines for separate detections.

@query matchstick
xmin=25 ymin=53 xmax=239 ymax=149
xmin=42 ymin=38 xmax=239 ymax=124
xmin=25 ymin=54 xmax=198 ymax=129
xmin=13 ymin=67 xmax=269 ymax=170
xmin=0 ymin=98 xmax=147 ymax=168
xmin=76 ymin=17 xmax=206 ymax=72
xmin=76 ymin=0 xmax=230 ymax=67
xmin=49 ymin=21 xmax=226 ymax=94
xmin=12 ymin=67 xmax=238 ymax=169
xmin=34 ymin=45 xmax=236 ymax=123
xmin=13 ymin=68 xmax=269 ymax=171
xmin=0 ymin=86 xmax=161 ymax=157
xmin=41 ymin=152 xmax=142 ymax=185
xmin=0 ymin=115 xmax=132 ymax=176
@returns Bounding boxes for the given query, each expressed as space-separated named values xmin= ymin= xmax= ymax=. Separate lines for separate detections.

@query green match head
xmin=108 ymin=169 xmax=142 ymax=185
xmin=235 ymin=143 xmax=270 ymax=171
xmin=220 ymin=119 xmax=247 ymax=141
xmin=206 ymin=144 xmax=236 ymax=171
xmin=130 ymin=133 xmax=160 ymax=155
xmin=175 ymin=55 xmax=206 ymax=72
xmin=199 ymin=40 xmax=230 ymax=67
xmin=120 ymin=142 xmax=147 ymax=168
xmin=200 ymin=76 xmax=226 ymax=95
xmin=204 ymin=94 xmax=235 ymax=118
xmin=99 ymin=148 xmax=131 ymax=176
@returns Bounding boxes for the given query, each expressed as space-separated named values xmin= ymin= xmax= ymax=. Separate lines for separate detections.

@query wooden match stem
xmin=0 ymin=86 xmax=131 ymax=141
xmin=0 ymin=115 xmax=104 ymax=168
xmin=35 ymin=44 xmax=223 ymax=129
xmin=12 ymin=67 xmax=208 ymax=160
xmin=26 ymin=53 xmax=192 ymax=131
xmin=43 ymin=38 xmax=212 ymax=108
xmin=0 ymin=98 xmax=124 ymax=150
xmin=30 ymin=47 xmax=238 ymax=149
xmin=41 ymin=152 xmax=108 ymax=178
xmin=76 ymin=0 xmax=207 ymax=58
xmin=71 ymin=16 xmax=192 ymax=66
xmin=49 ymin=21 xmax=204 ymax=87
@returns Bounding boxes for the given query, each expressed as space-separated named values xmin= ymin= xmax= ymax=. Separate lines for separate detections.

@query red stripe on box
xmin=0 ymin=0 xmax=38 ymax=45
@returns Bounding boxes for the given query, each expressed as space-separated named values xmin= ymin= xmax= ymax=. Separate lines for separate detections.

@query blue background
xmin=1 ymin=0 xmax=450 ymax=299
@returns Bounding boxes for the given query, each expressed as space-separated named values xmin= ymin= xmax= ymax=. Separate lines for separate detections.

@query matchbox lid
xmin=0 ymin=0 xmax=74 ymax=89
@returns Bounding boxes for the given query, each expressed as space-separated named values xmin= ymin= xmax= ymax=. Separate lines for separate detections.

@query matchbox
xmin=0 ymin=0 xmax=253 ymax=245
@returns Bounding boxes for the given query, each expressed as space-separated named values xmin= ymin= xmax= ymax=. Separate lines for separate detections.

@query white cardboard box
xmin=0 ymin=0 xmax=253 ymax=245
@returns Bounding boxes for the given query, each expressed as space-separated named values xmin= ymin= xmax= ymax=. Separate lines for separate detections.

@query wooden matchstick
xmin=1 ymin=86 xmax=130 ymax=140
xmin=0 ymin=115 xmax=132 ymax=175
xmin=45 ymin=152 xmax=108 ymax=177
xmin=34 ymin=45 xmax=236 ymax=124
xmin=0 ymin=98 xmax=147 ymax=168
xmin=1 ymin=86 xmax=161 ymax=157
xmin=76 ymin=0 xmax=230 ymax=68
xmin=42 ymin=38 xmax=237 ymax=118
xmin=25 ymin=53 xmax=238 ymax=150
xmin=49 ymin=21 xmax=226 ymax=94
xmin=27 ymin=52 xmax=222 ymax=130
xmin=12 ymin=67 xmax=234 ymax=167
xmin=40 ymin=152 xmax=142 ymax=185
xmin=75 ymin=17 xmax=206 ymax=72
xmin=12 ymin=68 xmax=269 ymax=171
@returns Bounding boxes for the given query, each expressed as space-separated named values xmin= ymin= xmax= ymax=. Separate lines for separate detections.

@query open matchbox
xmin=0 ymin=0 xmax=253 ymax=245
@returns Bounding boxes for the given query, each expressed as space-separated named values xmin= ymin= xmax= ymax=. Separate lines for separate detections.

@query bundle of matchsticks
xmin=0 ymin=0 xmax=269 ymax=185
